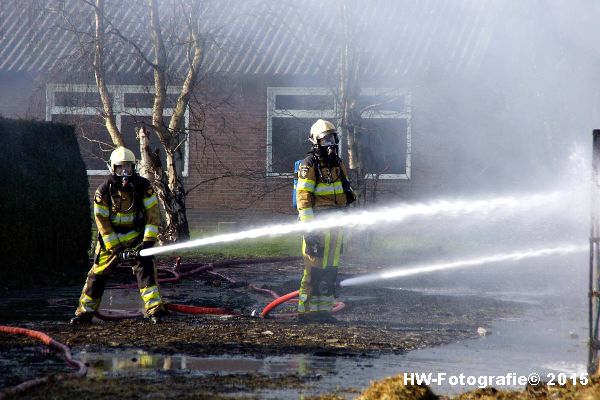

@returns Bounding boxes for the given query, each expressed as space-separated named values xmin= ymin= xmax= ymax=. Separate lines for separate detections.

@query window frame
xmin=45 ymin=84 xmax=189 ymax=176
xmin=266 ymin=86 xmax=411 ymax=179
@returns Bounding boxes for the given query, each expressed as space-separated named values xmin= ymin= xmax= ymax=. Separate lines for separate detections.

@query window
xmin=266 ymin=87 xmax=411 ymax=179
xmin=46 ymin=84 xmax=189 ymax=176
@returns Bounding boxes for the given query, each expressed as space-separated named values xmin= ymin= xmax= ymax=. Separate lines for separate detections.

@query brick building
xmin=1 ymin=0 xmax=599 ymax=229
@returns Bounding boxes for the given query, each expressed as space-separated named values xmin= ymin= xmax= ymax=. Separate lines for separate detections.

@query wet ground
xmin=0 ymin=254 xmax=592 ymax=398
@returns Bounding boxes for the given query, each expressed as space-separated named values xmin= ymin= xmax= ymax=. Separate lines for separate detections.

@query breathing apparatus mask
xmin=317 ymin=133 xmax=338 ymax=158
xmin=309 ymin=120 xmax=340 ymax=165
xmin=312 ymin=132 xmax=339 ymax=165
xmin=113 ymin=162 xmax=136 ymax=190
xmin=108 ymin=147 xmax=137 ymax=190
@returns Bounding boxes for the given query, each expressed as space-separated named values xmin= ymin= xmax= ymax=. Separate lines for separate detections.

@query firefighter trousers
xmin=75 ymin=242 xmax=164 ymax=317
xmin=298 ymin=228 xmax=343 ymax=314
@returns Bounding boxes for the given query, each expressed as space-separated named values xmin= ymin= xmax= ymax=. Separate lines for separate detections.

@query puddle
xmin=78 ymin=351 xmax=332 ymax=378
xmin=72 ymin=291 xmax=588 ymax=398
xmin=0 ymin=255 xmax=591 ymax=398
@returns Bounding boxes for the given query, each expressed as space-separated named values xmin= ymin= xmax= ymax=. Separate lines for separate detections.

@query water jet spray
xmin=339 ymin=244 xmax=586 ymax=287
xmin=140 ymin=192 xmax=563 ymax=257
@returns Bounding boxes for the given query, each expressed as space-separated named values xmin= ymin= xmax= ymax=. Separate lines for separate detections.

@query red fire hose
xmin=260 ymin=290 xmax=300 ymax=317
xmin=102 ymin=257 xmax=345 ymax=319
xmin=259 ymin=290 xmax=345 ymax=319
xmin=0 ymin=326 xmax=86 ymax=399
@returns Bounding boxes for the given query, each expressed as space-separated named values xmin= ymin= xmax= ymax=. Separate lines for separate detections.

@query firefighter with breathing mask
xmin=70 ymin=146 xmax=166 ymax=324
xmin=295 ymin=119 xmax=355 ymax=321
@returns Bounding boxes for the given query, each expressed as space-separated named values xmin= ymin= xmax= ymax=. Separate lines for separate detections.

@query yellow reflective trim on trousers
xmin=298 ymin=273 xmax=309 ymax=313
xmin=322 ymin=231 xmax=332 ymax=267
xmin=78 ymin=294 xmax=100 ymax=313
xmin=311 ymin=297 xmax=334 ymax=311
xmin=94 ymin=203 xmax=110 ymax=217
xmin=144 ymin=194 xmax=158 ymax=209
xmin=140 ymin=286 xmax=162 ymax=310
xmin=327 ymin=231 xmax=338 ymax=267
xmin=333 ymin=229 xmax=343 ymax=266
xmin=144 ymin=298 xmax=162 ymax=310
xmin=140 ymin=285 xmax=160 ymax=301
xmin=94 ymin=252 xmax=114 ymax=274
xmin=297 ymin=179 xmax=316 ymax=192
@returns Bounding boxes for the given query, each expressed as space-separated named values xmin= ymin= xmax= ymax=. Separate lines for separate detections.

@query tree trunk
xmin=144 ymin=0 xmax=193 ymax=242
xmin=88 ymin=0 xmax=194 ymax=243
xmin=93 ymin=0 xmax=122 ymax=146
xmin=164 ymin=149 xmax=190 ymax=241
xmin=338 ymin=1 xmax=366 ymax=205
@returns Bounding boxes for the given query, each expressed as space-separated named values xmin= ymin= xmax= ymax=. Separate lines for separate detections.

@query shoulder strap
xmin=337 ymin=160 xmax=356 ymax=204
xmin=133 ymin=177 xmax=150 ymax=207
xmin=309 ymin=153 xmax=322 ymax=181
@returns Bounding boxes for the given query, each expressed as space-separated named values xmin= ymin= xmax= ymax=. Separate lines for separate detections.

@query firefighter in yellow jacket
xmin=70 ymin=147 xmax=166 ymax=324
xmin=296 ymin=119 xmax=355 ymax=321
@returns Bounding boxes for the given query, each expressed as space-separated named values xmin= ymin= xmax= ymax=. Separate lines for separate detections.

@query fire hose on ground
xmin=100 ymin=256 xmax=344 ymax=319
xmin=0 ymin=326 xmax=87 ymax=400
xmin=0 ymin=258 xmax=344 ymax=396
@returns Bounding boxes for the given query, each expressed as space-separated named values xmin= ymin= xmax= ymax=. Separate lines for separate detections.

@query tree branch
xmin=92 ymin=0 xmax=123 ymax=146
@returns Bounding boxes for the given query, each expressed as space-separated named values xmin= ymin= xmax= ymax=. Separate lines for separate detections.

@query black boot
xmin=147 ymin=309 xmax=169 ymax=324
xmin=70 ymin=314 xmax=93 ymax=325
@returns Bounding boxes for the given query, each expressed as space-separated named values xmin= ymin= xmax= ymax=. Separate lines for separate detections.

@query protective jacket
xmin=94 ymin=176 xmax=160 ymax=251
xmin=296 ymin=154 xmax=349 ymax=222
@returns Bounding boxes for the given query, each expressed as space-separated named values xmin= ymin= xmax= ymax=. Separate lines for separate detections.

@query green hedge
xmin=0 ymin=118 xmax=91 ymax=287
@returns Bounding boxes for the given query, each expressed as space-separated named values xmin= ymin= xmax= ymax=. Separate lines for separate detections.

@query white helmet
xmin=109 ymin=146 xmax=136 ymax=176
xmin=309 ymin=119 xmax=338 ymax=145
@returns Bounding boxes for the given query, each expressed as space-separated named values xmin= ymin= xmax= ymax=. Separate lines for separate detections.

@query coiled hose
xmin=0 ymin=326 xmax=87 ymax=399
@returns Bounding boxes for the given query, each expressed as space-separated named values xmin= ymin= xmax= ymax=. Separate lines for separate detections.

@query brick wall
xmin=181 ymin=76 xmax=439 ymax=229
xmin=183 ymin=76 xmax=294 ymax=229
xmin=0 ymin=71 xmax=458 ymax=231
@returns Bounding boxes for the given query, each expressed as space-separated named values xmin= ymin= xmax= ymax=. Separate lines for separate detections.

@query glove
xmin=141 ymin=241 xmax=155 ymax=249
xmin=304 ymin=233 xmax=321 ymax=257
xmin=344 ymin=186 xmax=357 ymax=205
xmin=109 ymin=244 xmax=124 ymax=255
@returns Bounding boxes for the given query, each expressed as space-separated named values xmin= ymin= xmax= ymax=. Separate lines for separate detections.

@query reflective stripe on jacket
xmin=296 ymin=155 xmax=348 ymax=222
xmin=94 ymin=176 xmax=160 ymax=250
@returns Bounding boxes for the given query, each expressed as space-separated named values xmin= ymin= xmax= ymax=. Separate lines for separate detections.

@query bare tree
xmin=266 ymin=1 xmax=403 ymax=206
xmin=337 ymin=0 xmax=365 ymax=203
xmin=86 ymin=0 xmax=205 ymax=241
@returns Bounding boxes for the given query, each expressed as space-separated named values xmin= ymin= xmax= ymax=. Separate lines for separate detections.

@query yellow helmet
xmin=109 ymin=146 xmax=136 ymax=176
xmin=309 ymin=119 xmax=338 ymax=145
